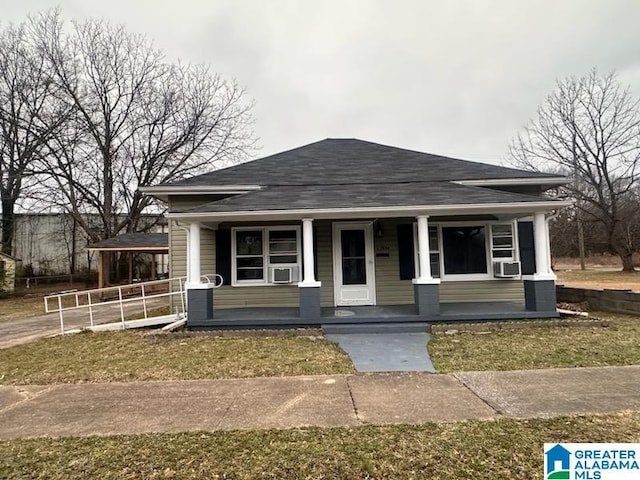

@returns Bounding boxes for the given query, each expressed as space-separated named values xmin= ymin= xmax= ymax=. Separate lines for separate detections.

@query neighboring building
xmin=141 ymin=138 xmax=569 ymax=328
xmin=87 ymin=232 xmax=169 ymax=288
xmin=0 ymin=252 xmax=18 ymax=294
xmin=1 ymin=213 xmax=167 ymax=276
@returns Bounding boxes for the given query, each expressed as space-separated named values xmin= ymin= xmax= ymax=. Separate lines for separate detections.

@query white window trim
xmin=231 ymin=226 xmax=302 ymax=286
xmin=413 ymin=220 xmax=520 ymax=281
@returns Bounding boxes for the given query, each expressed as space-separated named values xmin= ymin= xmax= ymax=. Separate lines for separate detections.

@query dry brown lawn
xmin=2 ymin=413 xmax=640 ymax=479
xmin=0 ymin=330 xmax=355 ymax=383
xmin=0 ymin=295 xmax=46 ymax=324
xmin=429 ymin=312 xmax=640 ymax=372
xmin=555 ymin=269 xmax=640 ymax=291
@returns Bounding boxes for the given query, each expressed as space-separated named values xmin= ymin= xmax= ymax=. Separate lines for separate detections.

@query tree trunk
xmin=0 ymin=199 xmax=15 ymax=255
xmin=577 ymin=213 xmax=586 ymax=270
xmin=70 ymin=216 xmax=77 ymax=274
xmin=620 ymin=252 xmax=635 ymax=272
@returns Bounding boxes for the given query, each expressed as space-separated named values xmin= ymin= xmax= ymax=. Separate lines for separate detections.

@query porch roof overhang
xmin=166 ymin=200 xmax=572 ymax=222
xmin=86 ymin=233 xmax=168 ymax=253
xmin=166 ymin=181 xmax=571 ymax=222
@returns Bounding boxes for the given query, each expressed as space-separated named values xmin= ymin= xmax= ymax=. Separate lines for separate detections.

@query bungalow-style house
xmin=141 ymin=139 xmax=568 ymax=328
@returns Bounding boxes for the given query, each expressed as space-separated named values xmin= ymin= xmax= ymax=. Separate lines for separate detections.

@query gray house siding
xmin=168 ymin=212 xmax=525 ymax=309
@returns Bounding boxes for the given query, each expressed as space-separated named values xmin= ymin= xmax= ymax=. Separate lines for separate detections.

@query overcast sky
xmin=4 ymin=0 xmax=640 ymax=165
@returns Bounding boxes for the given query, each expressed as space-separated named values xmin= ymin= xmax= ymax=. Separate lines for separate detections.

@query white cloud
xmin=3 ymin=0 xmax=639 ymax=164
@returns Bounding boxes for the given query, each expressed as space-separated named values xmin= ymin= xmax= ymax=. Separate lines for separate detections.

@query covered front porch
xmin=173 ymin=207 xmax=560 ymax=329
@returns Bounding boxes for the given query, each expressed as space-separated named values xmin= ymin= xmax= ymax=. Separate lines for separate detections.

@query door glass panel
xmin=341 ymin=229 xmax=366 ymax=285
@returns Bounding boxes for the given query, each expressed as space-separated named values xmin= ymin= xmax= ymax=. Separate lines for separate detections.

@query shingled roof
xmin=87 ymin=233 xmax=168 ymax=251
xmin=163 ymin=138 xmax=558 ymax=187
xmin=182 ymin=182 xmax=549 ymax=214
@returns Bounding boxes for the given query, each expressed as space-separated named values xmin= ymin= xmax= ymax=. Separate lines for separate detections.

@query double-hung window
xmin=490 ymin=224 xmax=516 ymax=261
xmin=232 ymin=227 xmax=301 ymax=285
xmin=413 ymin=226 xmax=441 ymax=278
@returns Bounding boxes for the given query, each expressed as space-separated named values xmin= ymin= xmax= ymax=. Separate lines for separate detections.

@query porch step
xmin=322 ymin=322 xmax=431 ymax=335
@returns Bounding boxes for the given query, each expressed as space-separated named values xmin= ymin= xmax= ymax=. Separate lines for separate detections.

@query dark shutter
xmin=216 ymin=229 xmax=232 ymax=285
xmin=313 ymin=226 xmax=318 ymax=279
xmin=518 ymin=221 xmax=536 ymax=275
xmin=397 ymin=224 xmax=415 ymax=280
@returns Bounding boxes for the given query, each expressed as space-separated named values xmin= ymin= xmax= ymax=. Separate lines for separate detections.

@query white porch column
xmin=533 ymin=212 xmax=555 ymax=279
xmin=300 ymin=218 xmax=321 ymax=287
xmin=523 ymin=212 xmax=557 ymax=313
xmin=187 ymin=221 xmax=202 ymax=286
xmin=184 ymin=220 xmax=214 ymax=326
xmin=413 ymin=215 xmax=439 ymax=284
xmin=412 ymin=215 xmax=440 ymax=316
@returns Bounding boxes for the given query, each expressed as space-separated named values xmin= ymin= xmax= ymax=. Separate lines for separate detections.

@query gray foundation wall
xmin=557 ymin=286 xmax=640 ymax=316
xmin=299 ymin=287 xmax=321 ymax=320
xmin=186 ymin=288 xmax=214 ymax=326
xmin=414 ymin=283 xmax=440 ymax=316
xmin=524 ymin=280 xmax=556 ymax=312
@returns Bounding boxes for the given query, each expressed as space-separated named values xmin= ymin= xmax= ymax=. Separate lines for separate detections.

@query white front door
xmin=333 ymin=222 xmax=376 ymax=306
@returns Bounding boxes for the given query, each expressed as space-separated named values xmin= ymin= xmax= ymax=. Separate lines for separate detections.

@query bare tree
xmin=0 ymin=19 xmax=65 ymax=255
xmin=509 ymin=69 xmax=640 ymax=271
xmin=30 ymin=11 xmax=254 ymax=244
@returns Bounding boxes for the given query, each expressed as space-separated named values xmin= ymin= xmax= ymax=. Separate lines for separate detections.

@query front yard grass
xmin=0 ymin=295 xmax=45 ymax=324
xmin=2 ymin=412 xmax=639 ymax=479
xmin=429 ymin=313 xmax=640 ymax=372
xmin=0 ymin=331 xmax=354 ymax=384
xmin=556 ymin=269 xmax=640 ymax=291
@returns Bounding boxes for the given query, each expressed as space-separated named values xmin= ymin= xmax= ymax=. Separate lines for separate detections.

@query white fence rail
xmin=44 ymin=275 xmax=222 ymax=334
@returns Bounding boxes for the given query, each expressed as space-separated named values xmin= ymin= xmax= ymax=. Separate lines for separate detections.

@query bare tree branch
xmin=508 ymin=68 xmax=640 ymax=271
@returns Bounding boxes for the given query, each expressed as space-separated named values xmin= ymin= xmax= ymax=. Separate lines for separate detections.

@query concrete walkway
xmin=326 ymin=333 xmax=436 ymax=372
xmin=0 ymin=298 xmax=168 ymax=349
xmin=1 ymin=365 xmax=639 ymax=439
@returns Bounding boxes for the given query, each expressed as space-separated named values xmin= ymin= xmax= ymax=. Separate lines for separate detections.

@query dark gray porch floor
xmin=191 ymin=302 xmax=557 ymax=329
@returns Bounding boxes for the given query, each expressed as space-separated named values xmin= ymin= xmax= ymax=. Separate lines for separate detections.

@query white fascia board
xmin=166 ymin=200 xmax=573 ymax=222
xmin=454 ymin=177 xmax=567 ymax=186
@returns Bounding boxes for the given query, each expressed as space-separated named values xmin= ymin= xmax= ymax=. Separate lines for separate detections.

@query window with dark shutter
xmin=397 ymin=224 xmax=415 ymax=280
xmin=216 ymin=229 xmax=232 ymax=285
xmin=517 ymin=221 xmax=536 ymax=275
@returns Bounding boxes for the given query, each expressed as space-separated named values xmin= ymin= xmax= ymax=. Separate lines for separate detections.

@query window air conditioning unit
xmin=270 ymin=266 xmax=299 ymax=284
xmin=493 ymin=261 xmax=521 ymax=278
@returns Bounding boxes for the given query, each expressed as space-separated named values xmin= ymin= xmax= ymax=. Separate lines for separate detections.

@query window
xmin=490 ymin=224 xmax=515 ymax=260
xmin=412 ymin=221 xmax=519 ymax=279
xmin=269 ymin=230 xmax=298 ymax=264
xmin=413 ymin=226 xmax=441 ymax=278
xmin=442 ymin=226 xmax=487 ymax=274
xmin=235 ymin=230 xmax=264 ymax=281
xmin=429 ymin=226 xmax=440 ymax=278
xmin=232 ymin=227 xmax=300 ymax=285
